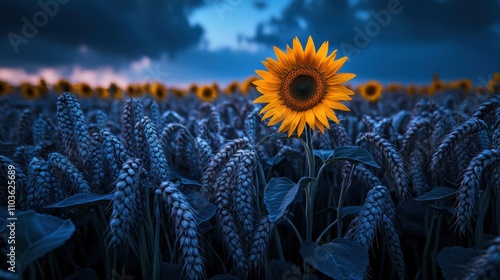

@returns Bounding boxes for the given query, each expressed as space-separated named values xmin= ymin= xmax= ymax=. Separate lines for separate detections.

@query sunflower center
xmin=289 ymin=75 xmax=317 ymax=100
xmin=202 ymin=88 xmax=212 ymax=97
xmin=280 ymin=67 xmax=326 ymax=111
xmin=365 ymin=85 xmax=377 ymax=96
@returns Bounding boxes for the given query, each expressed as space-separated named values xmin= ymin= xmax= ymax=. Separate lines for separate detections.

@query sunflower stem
xmin=304 ymin=126 xmax=316 ymax=242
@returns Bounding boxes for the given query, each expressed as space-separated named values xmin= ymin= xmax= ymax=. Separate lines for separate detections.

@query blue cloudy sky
xmin=1 ymin=0 xmax=499 ymax=87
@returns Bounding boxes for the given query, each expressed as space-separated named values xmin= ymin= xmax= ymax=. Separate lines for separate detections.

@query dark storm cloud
xmin=248 ymin=0 xmax=500 ymax=82
xmin=0 ymin=0 xmax=205 ymax=67
xmin=249 ymin=0 xmax=500 ymax=48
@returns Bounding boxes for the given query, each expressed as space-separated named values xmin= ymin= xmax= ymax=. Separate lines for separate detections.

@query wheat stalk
xmin=26 ymin=157 xmax=66 ymax=209
xmin=454 ymin=149 xmax=500 ymax=235
xmin=16 ymin=108 xmax=33 ymax=145
xmin=135 ymin=117 xmax=170 ymax=186
xmin=400 ymin=116 xmax=432 ymax=159
xmin=381 ymin=214 xmax=406 ymax=279
xmin=48 ymin=152 xmax=91 ymax=194
xmin=200 ymin=138 xmax=249 ymax=200
xmin=357 ymin=133 xmax=410 ymax=200
xmin=249 ymin=215 xmax=279 ymax=268
xmin=430 ymin=117 xmax=488 ymax=173
xmin=156 ymin=181 xmax=204 ymax=280
xmin=121 ymin=98 xmax=144 ymax=157
xmin=346 ymin=185 xmax=391 ymax=250
xmin=108 ymin=158 xmax=143 ymax=249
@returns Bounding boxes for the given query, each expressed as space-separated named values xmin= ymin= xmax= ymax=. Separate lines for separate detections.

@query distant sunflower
xmin=97 ymin=87 xmax=110 ymax=99
xmin=488 ymin=80 xmax=500 ymax=94
xmin=188 ymin=83 xmax=198 ymax=93
xmin=76 ymin=82 xmax=94 ymax=98
xmin=126 ymin=84 xmax=144 ymax=97
xmin=213 ymin=82 xmax=220 ymax=92
xmin=428 ymin=80 xmax=446 ymax=95
xmin=253 ymin=36 xmax=355 ymax=137
xmin=55 ymin=79 xmax=73 ymax=94
xmin=0 ymin=81 xmax=12 ymax=96
xmin=109 ymin=83 xmax=123 ymax=99
xmin=197 ymin=84 xmax=218 ymax=102
xmin=143 ymin=83 xmax=151 ymax=94
xmin=223 ymin=81 xmax=239 ymax=95
xmin=360 ymin=81 xmax=383 ymax=102
xmin=171 ymin=87 xmax=187 ymax=98
xmin=418 ymin=86 xmax=429 ymax=95
xmin=21 ymin=83 xmax=40 ymax=100
xmin=406 ymin=84 xmax=417 ymax=95
xmin=38 ymin=78 xmax=49 ymax=95
xmin=457 ymin=78 xmax=472 ymax=93
xmin=240 ymin=76 xmax=258 ymax=94
xmin=150 ymin=82 xmax=168 ymax=101
xmin=492 ymin=72 xmax=500 ymax=82
xmin=386 ymin=83 xmax=402 ymax=93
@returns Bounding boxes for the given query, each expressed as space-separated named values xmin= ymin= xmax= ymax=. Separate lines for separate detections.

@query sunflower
xmin=360 ymin=81 xmax=383 ymax=102
xmin=75 ymin=82 xmax=94 ymax=98
xmin=386 ymin=83 xmax=402 ymax=93
xmin=188 ymin=83 xmax=198 ymax=93
xmin=406 ymin=84 xmax=417 ymax=95
xmin=492 ymin=72 xmax=500 ymax=82
xmin=253 ymin=36 xmax=355 ymax=137
xmin=457 ymin=78 xmax=472 ymax=93
xmin=21 ymin=83 xmax=40 ymax=100
xmin=126 ymin=84 xmax=144 ymax=97
xmin=143 ymin=83 xmax=151 ymax=94
xmin=240 ymin=76 xmax=258 ymax=94
xmin=37 ymin=78 xmax=49 ymax=95
xmin=223 ymin=81 xmax=239 ymax=95
xmin=211 ymin=82 xmax=220 ymax=93
xmin=55 ymin=79 xmax=73 ymax=94
xmin=0 ymin=80 xmax=12 ymax=96
xmin=488 ymin=80 xmax=500 ymax=94
xmin=150 ymin=82 xmax=168 ymax=101
xmin=418 ymin=86 xmax=429 ymax=95
xmin=96 ymin=87 xmax=110 ymax=99
xmin=197 ymin=84 xmax=218 ymax=102
xmin=428 ymin=80 xmax=446 ymax=95
xmin=109 ymin=82 xmax=123 ymax=99
xmin=171 ymin=87 xmax=188 ymax=98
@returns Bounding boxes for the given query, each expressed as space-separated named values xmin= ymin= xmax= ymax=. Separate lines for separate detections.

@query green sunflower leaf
xmin=325 ymin=146 xmax=380 ymax=168
xmin=301 ymin=239 xmax=369 ymax=280
xmin=264 ymin=177 xmax=315 ymax=222
xmin=437 ymin=246 xmax=480 ymax=280
xmin=415 ymin=187 xmax=457 ymax=201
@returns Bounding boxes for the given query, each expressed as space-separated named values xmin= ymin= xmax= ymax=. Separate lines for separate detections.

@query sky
xmin=1 ymin=0 xmax=499 ymax=87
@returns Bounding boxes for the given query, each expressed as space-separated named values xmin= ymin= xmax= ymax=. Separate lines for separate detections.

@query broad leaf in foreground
xmin=301 ymin=239 xmax=369 ymax=280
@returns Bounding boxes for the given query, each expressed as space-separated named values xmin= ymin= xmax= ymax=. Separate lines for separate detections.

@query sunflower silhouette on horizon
xmin=252 ymin=36 xmax=355 ymax=137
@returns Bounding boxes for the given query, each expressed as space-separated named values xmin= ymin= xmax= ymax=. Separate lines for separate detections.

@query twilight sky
xmin=1 ymin=0 xmax=499 ymax=87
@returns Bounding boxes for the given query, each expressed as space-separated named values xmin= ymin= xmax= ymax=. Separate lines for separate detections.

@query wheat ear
xmin=156 ymin=181 xmax=204 ymax=280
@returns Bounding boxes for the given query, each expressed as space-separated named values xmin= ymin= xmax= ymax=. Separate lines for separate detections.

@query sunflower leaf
xmin=301 ymin=239 xmax=369 ymax=280
xmin=415 ymin=187 xmax=457 ymax=201
xmin=313 ymin=150 xmax=334 ymax=162
xmin=255 ymin=133 xmax=291 ymax=147
xmin=325 ymin=146 xmax=380 ymax=168
xmin=264 ymin=177 xmax=315 ymax=222
xmin=10 ymin=210 xmax=75 ymax=272
xmin=44 ymin=193 xmax=114 ymax=209
xmin=437 ymin=246 xmax=480 ymax=280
